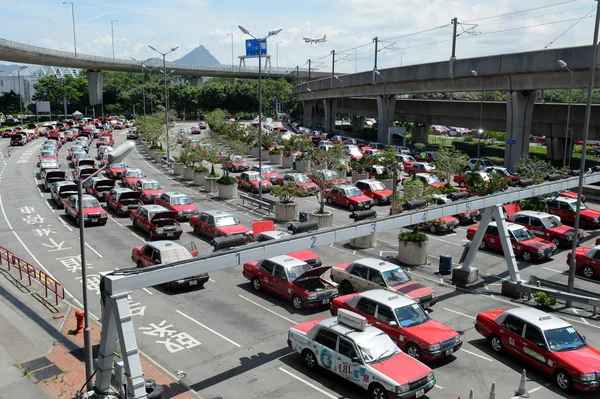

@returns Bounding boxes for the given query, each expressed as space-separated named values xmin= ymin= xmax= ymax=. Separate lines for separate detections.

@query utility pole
xmin=308 ymin=59 xmax=311 ymax=81
xmin=449 ymin=17 xmax=458 ymax=75
xmin=331 ymin=50 xmax=335 ymax=86
xmin=373 ymin=37 xmax=378 ymax=70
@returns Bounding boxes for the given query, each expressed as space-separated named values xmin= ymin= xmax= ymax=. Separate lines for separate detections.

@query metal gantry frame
xmin=94 ymin=172 xmax=600 ymax=398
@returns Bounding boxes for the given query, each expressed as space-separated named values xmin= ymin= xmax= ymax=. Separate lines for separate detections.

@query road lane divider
xmin=278 ymin=367 xmax=338 ymax=399
xmin=443 ymin=307 xmax=476 ymax=320
xmin=176 ymin=309 xmax=241 ymax=348
xmin=460 ymin=348 xmax=493 ymax=362
xmin=238 ymin=294 xmax=298 ymax=324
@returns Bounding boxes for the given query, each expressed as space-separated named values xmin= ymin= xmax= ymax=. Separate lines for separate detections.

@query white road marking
xmin=58 ymin=216 xmax=74 ymax=232
xmin=176 ymin=309 xmax=241 ymax=348
xmin=44 ymin=201 xmax=56 ymax=213
xmin=0 ymin=190 xmax=13 ymax=230
xmin=541 ymin=266 xmax=563 ymax=273
xmin=434 ymin=384 xmax=443 ymax=389
xmin=238 ymin=294 xmax=298 ymax=324
xmin=510 ymin=386 xmax=541 ymax=399
xmin=131 ymin=232 xmax=146 ymax=242
xmin=443 ymin=307 xmax=476 ymax=319
xmin=3 ymin=161 xmax=6 ymax=166
xmin=142 ymin=288 xmax=154 ymax=295
xmin=460 ymin=348 xmax=493 ymax=362
xmin=581 ymin=317 xmax=589 ymax=325
xmin=209 ymin=278 xmax=216 ymax=283
xmin=84 ymin=242 xmax=103 ymax=258
xmin=278 ymin=367 xmax=338 ymax=399
xmin=108 ymin=216 xmax=124 ymax=227
xmin=572 ymin=308 xmax=579 ymax=314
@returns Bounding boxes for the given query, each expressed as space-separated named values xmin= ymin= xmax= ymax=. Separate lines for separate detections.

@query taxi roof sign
xmin=539 ymin=315 xmax=552 ymax=321
xmin=337 ymin=309 xmax=367 ymax=332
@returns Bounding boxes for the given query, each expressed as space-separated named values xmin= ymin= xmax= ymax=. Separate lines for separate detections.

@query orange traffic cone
xmin=514 ymin=369 xmax=530 ymax=397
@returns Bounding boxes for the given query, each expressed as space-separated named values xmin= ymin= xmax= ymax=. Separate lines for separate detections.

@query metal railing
xmin=518 ymin=275 xmax=600 ymax=315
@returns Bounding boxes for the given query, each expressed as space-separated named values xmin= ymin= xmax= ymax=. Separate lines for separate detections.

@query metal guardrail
xmin=517 ymin=276 xmax=600 ymax=315
xmin=239 ymin=193 xmax=275 ymax=213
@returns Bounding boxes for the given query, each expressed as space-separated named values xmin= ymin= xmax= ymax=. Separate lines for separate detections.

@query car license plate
xmin=321 ymin=299 xmax=329 ymax=304
xmin=167 ymin=233 xmax=173 ymax=237
xmin=416 ymin=388 xmax=424 ymax=398
xmin=91 ymin=219 xmax=98 ymax=223
xmin=189 ymin=281 xmax=197 ymax=286
xmin=445 ymin=348 xmax=453 ymax=356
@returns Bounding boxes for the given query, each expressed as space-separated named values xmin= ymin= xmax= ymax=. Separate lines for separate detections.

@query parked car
xmin=419 ymin=216 xmax=460 ymax=234
xmin=237 ymin=171 xmax=273 ymax=193
xmin=546 ymin=197 xmax=600 ymax=229
xmin=121 ymin=168 xmax=146 ymax=188
xmin=309 ymin=169 xmax=347 ymax=185
xmin=226 ymin=155 xmax=250 ymax=172
xmin=37 ymin=150 xmax=58 ymax=167
xmin=85 ymin=177 xmax=116 ymax=201
xmin=39 ymin=160 xmax=61 ymax=173
xmin=10 ymin=134 xmax=26 ymax=146
xmin=466 ymin=158 xmax=494 ymax=171
xmin=72 ymin=166 xmax=98 ymax=181
xmin=509 ymin=211 xmax=582 ymax=247
xmin=277 ymin=173 xmax=319 ymax=194
xmin=325 ymin=185 xmax=374 ymax=211
xmin=453 ymin=171 xmax=490 ymax=188
xmin=106 ymin=188 xmax=143 ymax=216
xmin=154 ymin=192 xmax=199 ymax=221
xmin=483 ymin=166 xmax=520 ymax=185
xmin=404 ymin=162 xmax=437 ymax=175
xmin=64 ymin=193 xmax=108 ymax=226
xmin=252 ymin=230 xmax=322 ymax=267
xmin=51 ymin=181 xmax=78 ymax=208
xmin=41 ymin=169 xmax=67 ymax=191
xmin=107 ymin=162 xmax=127 ymax=179
xmin=354 ymin=179 xmax=393 ymax=205
xmin=251 ymin=165 xmax=281 ymax=184
xmin=190 ymin=210 xmax=250 ymax=239
xmin=402 ymin=173 xmax=445 ymax=189
xmin=133 ymin=179 xmax=164 ymax=203
xmin=130 ymin=204 xmax=183 ymax=239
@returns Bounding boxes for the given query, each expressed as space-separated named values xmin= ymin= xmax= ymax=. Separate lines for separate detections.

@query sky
xmin=0 ymin=0 xmax=599 ymax=73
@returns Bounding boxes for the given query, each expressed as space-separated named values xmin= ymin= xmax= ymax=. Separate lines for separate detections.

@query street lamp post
xmin=131 ymin=57 xmax=151 ymax=123
xmin=111 ymin=20 xmax=118 ymax=60
xmin=307 ymin=88 xmax=316 ymax=128
xmin=334 ymin=75 xmax=344 ymax=134
xmin=238 ymin=25 xmax=282 ymax=204
xmin=159 ymin=69 xmax=175 ymax=123
xmin=77 ymin=141 xmax=135 ymax=391
xmin=472 ymin=70 xmax=485 ymax=158
xmin=226 ymin=33 xmax=234 ymax=72
xmin=17 ymin=66 xmax=26 ymax=118
xmin=558 ymin=60 xmax=574 ymax=168
xmin=148 ymin=45 xmax=179 ymax=165
xmin=276 ymin=40 xmax=282 ymax=70
xmin=62 ymin=2 xmax=77 ymax=57
xmin=143 ymin=65 xmax=157 ymax=114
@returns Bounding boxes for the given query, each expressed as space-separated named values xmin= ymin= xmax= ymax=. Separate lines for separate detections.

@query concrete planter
xmin=204 ymin=177 xmax=219 ymax=192
xmin=352 ymin=173 xmax=369 ymax=183
xmin=218 ymin=183 xmax=238 ymax=199
xmin=276 ymin=202 xmax=298 ymax=222
xmin=193 ymin=172 xmax=207 ymax=186
xmin=282 ymin=156 xmax=295 ymax=169
xmin=350 ymin=233 xmax=377 ymax=249
xmin=269 ymin=153 xmax=283 ymax=165
xmin=250 ymin=147 xmax=260 ymax=158
xmin=142 ymin=143 xmax=149 ymax=153
xmin=183 ymin=167 xmax=195 ymax=180
xmin=154 ymin=152 xmax=166 ymax=163
xmin=295 ymin=160 xmax=310 ymax=173
xmin=244 ymin=145 xmax=252 ymax=155
xmin=378 ymin=178 xmax=394 ymax=190
xmin=309 ymin=211 xmax=333 ymax=229
xmin=148 ymin=149 xmax=156 ymax=159
xmin=174 ymin=163 xmax=185 ymax=176
xmin=397 ymin=240 xmax=428 ymax=266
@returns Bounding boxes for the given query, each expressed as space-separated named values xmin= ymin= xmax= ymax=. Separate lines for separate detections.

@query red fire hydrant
xmin=75 ymin=310 xmax=84 ymax=334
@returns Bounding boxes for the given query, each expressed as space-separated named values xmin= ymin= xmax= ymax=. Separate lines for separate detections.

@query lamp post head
xmin=107 ymin=141 xmax=135 ymax=164
xmin=471 ymin=70 xmax=478 ymax=77
xmin=238 ymin=25 xmax=250 ymax=35
xmin=170 ymin=46 xmax=179 ymax=52
xmin=130 ymin=56 xmax=137 ymax=62
xmin=169 ymin=69 xmax=175 ymax=74
xmin=478 ymin=129 xmax=484 ymax=134
xmin=558 ymin=60 xmax=568 ymax=68
xmin=307 ymin=88 xmax=312 ymax=92
xmin=148 ymin=44 xmax=157 ymax=51
xmin=268 ymin=28 xmax=283 ymax=37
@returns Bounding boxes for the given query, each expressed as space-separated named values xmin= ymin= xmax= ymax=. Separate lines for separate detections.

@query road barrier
xmin=0 ymin=246 xmax=65 ymax=305
xmin=517 ymin=276 xmax=600 ymax=315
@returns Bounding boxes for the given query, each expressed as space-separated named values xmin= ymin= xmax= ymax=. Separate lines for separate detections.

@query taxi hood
xmin=293 ymin=265 xmax=331 ymax=282
xmin=405 ymin=320 xmax=458 ymax=345
xmin=521 ymin=237 xmax=554 ymax=249
xmin=552 ymin=345 xmax=600 ymax=373
xmin=46 ymin=170 xmax=66 ymax=179
xmin=218 ymin=224 xmax=249 ymax=235
xmin=151 ymin=211 xmax=177 ymax=221
xmin=119 ymin=191 xmax=142 ymax=201
xmin=371 ymin=353 xmax=432 ymax=385
xmin=392 ymin=281 xmax=435 ymax=300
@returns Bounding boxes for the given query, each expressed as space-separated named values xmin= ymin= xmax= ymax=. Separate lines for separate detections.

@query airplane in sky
xmin=303 ymin=34 xmax=327 ymax=44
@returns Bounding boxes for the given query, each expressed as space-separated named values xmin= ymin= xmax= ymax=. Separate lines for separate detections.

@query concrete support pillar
xmin=505 ymin=90 xmax=536 ymax=168
xmin=412 ymin=123 xmax=430 ymax=144
xmin=302 ymin=101 xmax=311 ymax=127
xmin=323 ymin=99 xmax=334 ymax=132
xmin=190 ymin=77 xmax=203 ymax=87
xmin=377 ymin=95 xmax=396 ymax=143
xmin=86 ymin=70 xmax=103 ymax=106
xmin=546 ymin=137 xmax=566 ymax=162
xmin=352 ymin=115 xmax=366 ymax=133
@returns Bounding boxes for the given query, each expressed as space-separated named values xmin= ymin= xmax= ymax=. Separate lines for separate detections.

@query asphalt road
xmin=0 ymin=126 xmax=599 ymax=399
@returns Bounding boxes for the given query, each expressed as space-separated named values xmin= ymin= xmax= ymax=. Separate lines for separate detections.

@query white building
xmin=0 ymin=65 xmax=80 ymax=103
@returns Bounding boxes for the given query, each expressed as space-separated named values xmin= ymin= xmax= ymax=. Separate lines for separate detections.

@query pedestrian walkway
xmin=0 ymin=265 xmax=202 ymax=399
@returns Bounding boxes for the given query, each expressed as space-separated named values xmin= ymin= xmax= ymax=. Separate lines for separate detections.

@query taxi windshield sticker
xmin=524 ymin=347 xmax=545 ymax=362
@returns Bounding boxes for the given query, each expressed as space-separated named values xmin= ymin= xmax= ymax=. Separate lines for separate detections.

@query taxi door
xmin=107 ymin=190 xmax=118 ymax=211
xmin=498 ymin=315 xmax=525 ymax=357
xmin=271 ymin=264 xmax=293 ymax=300
xmin=521 ymin=323 xmax=551 ymax=370
xmin=335 ymin=336 xmax=369 ymax=388
xmin=136 ymin=208 xmax=151 ymax=232
xmin=366 ymin=269 xmax=387 ymax=291
xmin=373 ymin=304 xmax=402 ymax=348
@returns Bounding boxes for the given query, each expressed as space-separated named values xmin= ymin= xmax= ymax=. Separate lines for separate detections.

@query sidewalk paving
xmin=0 ymin=264 xmax=203 ymax=399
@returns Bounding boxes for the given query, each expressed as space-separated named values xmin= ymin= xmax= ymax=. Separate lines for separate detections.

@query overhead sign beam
xmin=102 ymin=172 xmax=600 ymax=296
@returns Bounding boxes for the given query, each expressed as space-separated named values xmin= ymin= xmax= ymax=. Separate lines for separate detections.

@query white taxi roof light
xmin=388 ymin=295 xmax=399 ymax=300
xmin=539 ymin=315 xmax=552 ymax=321
xmin=338 ymin=309 xmax=367 ymax=332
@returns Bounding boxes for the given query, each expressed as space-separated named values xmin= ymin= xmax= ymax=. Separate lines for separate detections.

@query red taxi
xmin=191 ymin=125 xmax=201 ymax=134
xmin=252 ymin=230 xmax=322 ymax=267
xmin=130 ymin=204 xmax=183 ymax=240
xmin=396 ymin=154 xmax=416 ymax=170
xmin=106 ymin=188 xmax=143 ymax=216
xmin=251 ymin=165 xmax=281 ymax=185
xmin=107 ymin=161 xmax=127 ymax=179
xmin=237 ymin=171 xmax=273 ymax=193
xmin=277 ymin=173 xmax=319 ymax=194
xmin=546 ymin=197 xmax=600 ymax=229
xmin=96 ymin=136 xmax=114 ymax=148
xmin=557 ymin=190 xmax=586 ymax=202
xmin=404 ymin=162 xmax=436 ymax=175
xmin=134 ymin=179 xmax=164 ymax=203
xmin=483 ymin=166 xmax=520 ymax=185
xmin=38 ymin=150 xmax=58 ymax=167
xmin=453 ymin=171 xmax=490 ymax=188
xmin=154 ymin=192 xmax=199 ymax=221
xmin=419 ymin=216 xmax=460 ymax=234
xmin=121 ymin=168 xmax=145 ymax=188
xmin=67 ymin=144 xmax=85 ymax=160
xmin=64 ymin=194 xmax=108 ymax=226
xmin=310 ymin=169 xmax=347 ymax=185
xmin=331 ymin=290 xmax=462 ymax=361
xmin=354 ymin=179 xmax=393 ymax=205
xmin=567 ymin=245 xmax=600 ymax=279
xmin=190 ymin=210 xmax=249 ymax=239
xmin=85 ymin=177 xmax=116 ymax=201
xmin=475 ymin=307 xmax=600 ymax=393
xmin=509 ymin=211 xmax=582 ymax=247
xmin=226 ymin=155 xmax=250 ymax=172
xmin=466 ymin=221 xmax=557 ymax=261
xmin=402 ymin=173 xmax=445 ymax=189
xmin=325 ymin=185 xmax=374 ymax=211
xmin=243 ymin=255 xmax=338 ymax=310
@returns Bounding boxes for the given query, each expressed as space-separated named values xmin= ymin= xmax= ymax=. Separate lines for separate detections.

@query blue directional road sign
xmin=245 ymin=39 xmax=267 ymax=56
xmin=506 ymin=139 xmax=517 ymax=145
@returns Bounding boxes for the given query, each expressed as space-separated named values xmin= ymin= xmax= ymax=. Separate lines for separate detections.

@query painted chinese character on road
xmin=139 ymin=321 xmax=200 ymax=353
xmin=41 ymin=238 xmax=72 ymax=252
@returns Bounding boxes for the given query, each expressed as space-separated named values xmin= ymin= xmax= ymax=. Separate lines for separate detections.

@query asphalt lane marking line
xmin=44 ymin=201 xmax=56 ymax=213
xmin=541 ymin=266 xmax=563 ymax=273
xmin=176 ymin=309 xmax=241 ymax=348
xmin=142 ymin=288 xmax=154 ymax=295
xmin=443 ymin=307 xmax=476 ymax=320
xmin=581 ymin=317 xmax=589 ymax=325
xmin=278 ymin=367 xmax=338 ymax=399
xmin=460 ymin=348 xmax=493 ymax=362
xmin=57 ymin=216 xmax=74 ymax=232
xmin=434 ymin=384 xmax=443 ymax=389
xmin=510 ymin=386 xmax=541 ymax=398
xmin=0 ymin=191 xmax=13 ymax=230
xmin=572 ymin=308 xmax=579 ymax=314
xmin=425 ymin=235 xmax=464 ymax=247
xmin=209 ymin=278 xmax=216 ymax=283
xmin=84 ymin=242 xmax=103 ymax=258
xmin=131 ymin=232 xmax=146 ymax=242
xmin=238 ymin=294 xmax=298 ymax=324
xmin=108 ymin=216 xmax=124 ymax=227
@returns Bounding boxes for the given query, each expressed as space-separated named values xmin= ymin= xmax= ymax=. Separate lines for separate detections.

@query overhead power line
xmin=544 ymin=5 xmax=596 ymax=48
xmin=463 ymin=0 xmax=581 ymax=23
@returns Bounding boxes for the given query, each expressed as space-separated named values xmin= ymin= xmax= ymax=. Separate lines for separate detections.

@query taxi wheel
xmin=302 ymin=349 xmax=317 ymax=370
xmin=194 ymin=226 xmax=201 ymax=236
xmin=479 ymin=240 xmax=487 ymax=250
xmin=349 ymin=204 xmax=356 ymax=212
xmin=429 ymin=224 xmax=437 ymax=234
xmin=374 ymin=197 xmax=380 ymax=205
xmin=368 ymin=383 xmax=390 ymax=399
xmin=554 ymin=369 xmax=572 ymax=391
xmin=326 ymin=197 xmax=332 ymax=205
xmin=405 ymin=343 xmax=421 ymax=360
xmin=340 ymin=281 xmax=354 ymax=295
xmin=137 ymin=261 xmax=143 ymax=268
xmin=521 ymin=251 xmax=532 ymax=262
xmin=291 ymin=295 xmax=303 ymax=310
xmin=459 ymin=181 xmax=466 ymax=188
xmin=149 ymin=230 xmax=154 ymax=240
xmin=251 ymin=277 xmax=261 ymax=291
xmin=551 ymin=238 xmax=560 ymax=247
xmin=582 ymin=265 xmax=595 ymax=279
xmin=489 ymin=334 xmax=503 ymax=353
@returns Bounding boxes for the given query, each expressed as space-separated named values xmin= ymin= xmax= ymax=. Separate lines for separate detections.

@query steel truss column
xmin=461 ymin=207 xmax=493 ymax=271
xmin=95 ymin=293 xmax=147 ymax=398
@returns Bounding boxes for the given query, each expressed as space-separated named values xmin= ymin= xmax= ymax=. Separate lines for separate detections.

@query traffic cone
xmin=468 ymin=389 xmax=474 ymax=399
xmin=489 ymin=382 xmax=496 ymax=399
xmin=514 ymin=369 xmax=530 ymax=397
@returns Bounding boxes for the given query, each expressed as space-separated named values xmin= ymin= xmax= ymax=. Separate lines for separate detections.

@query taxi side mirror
xmin=389 ymin=321 xmax=398 ymax=327
xmin=536 ymin=342 xmax=547 ymax=349
xmin=351 ymin=356 xmax=362 ymax=364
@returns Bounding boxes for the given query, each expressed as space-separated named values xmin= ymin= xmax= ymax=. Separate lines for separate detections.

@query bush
xmin=374 ymin=170 xmax=393 ymax=180
xmin=217 ymin=175 xmax=237 ymax=185
xmin=534 ymin=291 xmax=557 ymax=309
xmin=195 ymin=165 xmax=209 ymax=173
xmin=398 ymin=231 xmax=428 ymax=247
xmin=269 ymin=148 xmax=284 ymax=155
xmin=207 ymin=164 xmax=220 ymax=178
xmin=271 ymin=182 xmax=306 ymax=204
xmin=520 ymin=197 xmax=548 ymax=212
xmin=434 ymin=184 xmax=459 ymax=194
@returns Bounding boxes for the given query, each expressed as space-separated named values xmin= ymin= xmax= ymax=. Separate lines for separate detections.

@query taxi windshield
xmin=569 ymin=202 xmax=588 ymax=211
xmin=369 ymin=182 xmax=387 ymax=191
xmin=142 ymin=182 xmax=162 ymax=190
xmin=70 ymin=146 xmax=83 ymax=151
xmin=127 ymin=170 xmax=144 ymax=178
xmin=545 ymin=326 xmax=587 ymax=352
xmin=286 ymin=264 xmax=311 ymax=281
xmin=247 ymin=174 xmax=260 ymax=181
xmin=382 ymin=267 xmax=411 ymax=286
xmin=110 ymin=162 xmax=126 ymax=168
xmin=356 ymin=332 xmax=400 ymax=364
xmin=345 ymin=187 xmax=364 ymax=197
xmin=261 ymin=166 xmax=274 ymax=173
xmin=295 ymin=175 xmax=311 ymax=183
xmin=425 ymin=175 xmax=441 ymax=184
xmin=215 ymin=215 xmax=238 ymax=226
xmin=231 ymin=155 xmax=244 ymax=163
xmin=511 ymin=228 xmax=535 ymax=242
xmin=40 ymin=151 xmax=55 ymax=157
xmin=171 ymin=196 xmax=191 ymax=205
xmin=395 ymin=303 xmax=430 ymax=328
xmin=73 ymin=152 xmax=87 ymax=158
xmin=541 ymin=216 xmax=562 ymax=228
xmin=82 ymin=198 xmax=101 ymax=208
xmin=322 ymin=170 xmax=339 ymax=179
